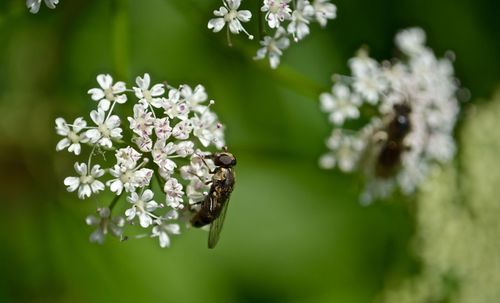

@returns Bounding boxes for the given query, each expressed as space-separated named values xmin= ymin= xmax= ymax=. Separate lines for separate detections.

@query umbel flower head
xmin=55 ymin=73 xmax=227 ymax=248
xmin=319 ymin=28 xmax=462 ymax=204
xmin=208 ymin=0 xmax=337 ymax=69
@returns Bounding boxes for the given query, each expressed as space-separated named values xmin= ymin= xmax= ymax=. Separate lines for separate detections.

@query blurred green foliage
xmin=0 ymin=0 xmax=499 ymax=302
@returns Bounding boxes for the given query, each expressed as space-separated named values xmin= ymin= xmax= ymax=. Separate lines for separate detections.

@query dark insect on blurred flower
xmin=319 ymin=28 xmax=461 ymax=204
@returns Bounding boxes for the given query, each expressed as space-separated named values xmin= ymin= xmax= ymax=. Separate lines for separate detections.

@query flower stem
xmin=112 ymin=0 xmax=130 ymax=80
xmin=109 ymin=193 xmax=123 ymax=212
xmin=258 ymin=8 xmax=266 ymax=40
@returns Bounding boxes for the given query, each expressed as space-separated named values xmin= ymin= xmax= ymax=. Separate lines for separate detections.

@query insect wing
xmin=207 ymin=198 xmax=230 ymax=249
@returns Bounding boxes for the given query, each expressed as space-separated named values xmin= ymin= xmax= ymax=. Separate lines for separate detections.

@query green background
xmin=0 ymin=0 xmax=499 ymax=302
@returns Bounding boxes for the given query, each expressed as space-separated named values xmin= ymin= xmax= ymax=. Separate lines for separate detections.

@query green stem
xmin=258 ymin=8 xmax=266 ymax=40
xmin=112 ymin=0 xmax=129 ymax=80
xmin=109 ymin=193 xmax=123 ymax=212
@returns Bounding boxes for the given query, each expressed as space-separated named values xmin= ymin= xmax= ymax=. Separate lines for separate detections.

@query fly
xmin=190 ymin=150 xmax=236 ymax=248
xmin=375 ymin=103 xmax=412 ymax=178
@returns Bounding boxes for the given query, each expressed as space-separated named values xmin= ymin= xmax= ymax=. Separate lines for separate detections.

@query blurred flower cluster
xmin=208 ymin=0 xmax=337 ymax=69
xmin=383 ymin=93 xmax=500 ymax=303
xmin=26 ymin=0 xmax=59 ymax=14
xmin=319 ymin=28 xmax=461 ymax=203
xmin=55 ymin=73 xmax=226 ymax=247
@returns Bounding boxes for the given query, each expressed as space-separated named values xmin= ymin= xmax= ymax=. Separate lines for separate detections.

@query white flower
xmin=154 ymin=117 xmax=172 ymax=140
xmin=86 ymin=208 xmax=125 ymax=244
xmin=55 ymin=117 xmax=87 ymax=155
xmin=312 ymin=0 xmax=337 ymax=27
xmin=107 ymin=164 xmax=153 ymax=195
xmin=163 ymin=89 xmax=190 ymax=121
xmin=322 ymin=129 xmax=365 ymax=172
xmin=27 ymin=0 xmax=59 ymax=14
xmin=164 ymin=178 xmax=184 ymax=209
xmin=115 ymin=146 xmax=141 ymax=169
xmin=395 ymin=27 xmax=426 ymax=56
xmin=192 ymin=111 xmax=225 ymax=147
xmin=85 ymin=109 xmax=122 ymax=148
xmin=64 ymin=162 xmax=105 ymax=199
xmin=180 ymin=84 xmax=208 ymax=112
xmin=128 ymin=104 xmax=155 ymax=137
xmin=172 ymin=120 xmax=193 ymax=140
xmin=261 ymin=0 xmax=292 ymax=29
xmin=87 ymin=74 xmax=127 ymax=111
xmin=152 ymin=140 xmax=177 ymax=174
xmin=133 ymin=73 xmax=165 ymax=109
xmin=152 ymin=210 xmax=180 ymax=248
xmin=287 ymin=0 xmax=315 ymax=41
xmin=208 ymin=0 xmax=254 ymax=40
xmin=133 ymin=135 xmax=153 ymax=152
xmin=125 ymin=190 xmax=159 ymax=228
xmin=176 ymin=141 xmax=195 ymax=157
xmin=254 ymin=27 xmax=290 ymax=69
xmin=320 ymin=84 xmax=361 ymax=125
xmin=348 ymin=52 xmax=388 ymax=104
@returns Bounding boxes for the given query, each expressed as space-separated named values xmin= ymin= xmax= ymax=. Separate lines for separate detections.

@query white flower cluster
xmin=319 ymin=28 xmax=461 ymax=203
xmin=27 ymin=0 xmax=59 ymax=14
xmin=208 ymin=0 xmax=337 ymax=69
xmin=55 ymin=73 xmax=226 ymax=247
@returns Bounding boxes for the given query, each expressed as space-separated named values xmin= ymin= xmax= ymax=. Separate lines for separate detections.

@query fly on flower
xmin=55 ymin=73 xmax=230 ymax=249
xmin=190 ymin=150 xmax=236 ymax=248
xmin=319 ymin=28 xmax=462 ymax=203
xmin=374 ymin=103 xmax=412 ymax=179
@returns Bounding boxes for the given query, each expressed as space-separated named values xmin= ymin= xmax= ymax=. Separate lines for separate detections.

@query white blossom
xmin=180 ymin=84 xmax=208 ymax=112
xmin=312 ymin=0 xmax=337 ymax=27
xmin=320 ymin=83 xmax=361 ymax=125
xmin=87 ymin=74 xmax=127 ymax=111
xmin=27 ymin=0 xmax=59 ymax=14
xmin=163 ymin=88 xmax=190 ymax=121
xmin=107 ymin=161 xmax=153 ymax=195
xmin=261 ymin=0 xmax=292 ymax=29
xmin=151 ymin=210 xmax=180 ymax=248
xmin=164 ymin=178 xmax=184 ymax=209
xmin=128 ymin=104 xmax=155 ymax=137
xmin=254 ymin=27 xmax=290 ymax=69
xmin=55 ymin=117 xmax=87 ymax=155
xmin=115 ymin=146 xmax=141 ymax=169
xmin=64 ymin=162 xmax=105 ymax=199
xmin=192 ymin=111 xmax=225 ymax=147
xmin=133 ymin=73 xmax=165 ymax=109
xmin=154 ymin=117 xmax=172 ymax=140
xmin=208 ymin=0 xmax=254 ymax=40
xmin=86 ymin=208 xmax=125 ymax=244
xmin=152 ymin=140 xmax=177 ymax=175
xmin=85 ymin=109 xmax=122 ymax=148
xmin=172 ymin=120 xmax=193 ymax=140
xmin=125 ymin=189 xmax=159 ymax=228
xmin=287 ymin=0 xmax=315 ymax=41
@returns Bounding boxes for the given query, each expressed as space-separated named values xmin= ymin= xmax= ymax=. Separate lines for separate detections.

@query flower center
xmin=143 ymin=90 xmax=152 ymax=102
xmin=104 ymin=88 xmax=116 ymax=101
xmin=269 ymin=1 xmax=281 ymax=13
xmin=98 ymin=124 xmax=110 ymax=137
xmin=225 ymin=9 xmax=237 ymax=21
xmin=68 ymin=131 xmax=80 ymax=143
xmin=80 ymin=175 xmax=94 ymax=184
xmin=120 ymin=170 xmax=134 ymax=183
